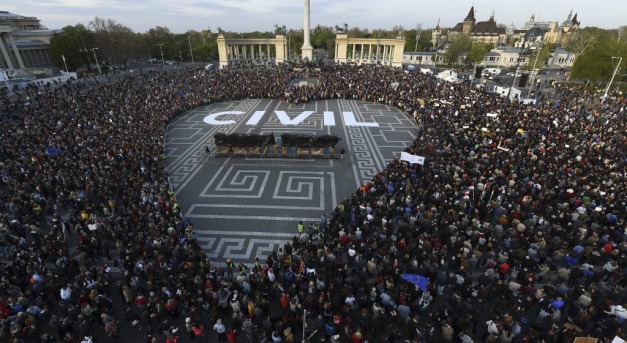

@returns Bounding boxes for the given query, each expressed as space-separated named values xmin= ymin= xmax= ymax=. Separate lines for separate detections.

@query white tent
xmin=436 ymin=70 xmax=459 ymax=83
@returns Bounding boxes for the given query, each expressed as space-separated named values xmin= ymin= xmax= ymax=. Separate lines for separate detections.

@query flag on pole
xmin=400 ymin=152 xmax=425 ymax=165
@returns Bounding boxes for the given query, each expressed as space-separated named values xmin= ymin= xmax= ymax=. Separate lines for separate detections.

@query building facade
xmin=543 ymin=10 xmax=580 ymax=44
xmin=479 ymin=46 xmax=576 ymax=69
xmin=216 ymin=34 xmax=287 ymax=68
xmin=334 ymin=33 xmax=405 ymax=67
xmin=0 ymin=11 xmax=55 ymax=70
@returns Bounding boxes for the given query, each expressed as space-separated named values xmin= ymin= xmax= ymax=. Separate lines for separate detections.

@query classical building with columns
xmin=334 ymin=33 xmax=405 ymax=67
xmin=0 ymin=10 xmax=55 ymax=70
xmin=216 ymin=34 xmax=287 ymax=69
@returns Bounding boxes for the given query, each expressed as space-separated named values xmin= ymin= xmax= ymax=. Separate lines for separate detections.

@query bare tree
xmin=563 ymin=29 xmax=595 ymax=56
xmin=88 ymin=17 xmax=136 ymax=63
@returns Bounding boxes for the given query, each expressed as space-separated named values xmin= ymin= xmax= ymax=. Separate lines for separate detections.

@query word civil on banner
xmin=400 ymin=152 xmax=425 ymax=165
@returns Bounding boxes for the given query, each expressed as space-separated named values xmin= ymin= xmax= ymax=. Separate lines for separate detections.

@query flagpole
xmin=488 ymin=187 xmax=496 ymax=204
xmin=302 ymin=309 xmax=307 ymax=343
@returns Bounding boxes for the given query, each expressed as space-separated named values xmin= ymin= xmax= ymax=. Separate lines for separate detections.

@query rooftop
xmin=0 ymin=10 xmax=36 ymax=20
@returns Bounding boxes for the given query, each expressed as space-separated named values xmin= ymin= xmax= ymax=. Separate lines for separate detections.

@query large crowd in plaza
xmin=0 ymin=62 xmax=625 ymax=343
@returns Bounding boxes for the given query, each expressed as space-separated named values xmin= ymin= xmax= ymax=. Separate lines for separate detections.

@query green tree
xmin=405 ymin=26 xmax=430 ymax=52
xmin=144 ymin=26 xmax=175 ymax=60
xmin=444 ymin=34 xmax=471 ymax=65
xmin=48 ymin=24 xmax=96 ymax=71
xmin=347 ymin=27 xmax=369 ymax=38
xmin=186 ymin=29 xmax=217 ymax=62
xmin=570 ymin=49 xmax=618 ymax=81
xmin=568 ymin=27 xmax=627 ymax=81
xmin=311 ymin=25 xmax=336 ymax=56
xmin=525 ymin=43 xmax=554 ymax=70
xmin=467 ymin=42 xmax=492 ymax=64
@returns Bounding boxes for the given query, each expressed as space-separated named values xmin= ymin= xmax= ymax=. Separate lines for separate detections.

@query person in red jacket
xmin=498 ymin=262 xmax=510 ymax=280
xmin=134 ymin=292 xmax=147 ymax=310
xmin=165 ymin=334 xmax=178 ymax=343
xmin=192 ymin=321 xmax=205 ymax=343
xmin=351 ymin=327 xmax=365 ymax=343
xmin=226 ymin=328 xmax=237 ymax=343
xmin=280 ymin=293 xmax=290 ymax=313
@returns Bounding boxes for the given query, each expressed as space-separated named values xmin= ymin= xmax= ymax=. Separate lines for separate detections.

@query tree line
xmin=48 ymin=18 xmax=625 ymax=83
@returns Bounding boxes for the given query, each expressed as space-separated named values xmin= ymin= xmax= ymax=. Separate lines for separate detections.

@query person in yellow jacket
xmin=297 ymin=221 xmax=304 ymax=234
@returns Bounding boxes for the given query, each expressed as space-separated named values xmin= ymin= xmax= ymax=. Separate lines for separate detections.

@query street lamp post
xmin=414 ymin=24 xmax=422 ymax=52
xmin=91 ymin=48 xmax=101 ymax=75
xmin=188 ymin=36 xmax=195 ymax=64
xmin=603 ymin=57 xmax=623 ymax=100
xmin=157 ymin=43 xmax=166 ymax=67
xmin=527 ymin=48 xmax=542 ymax=98
xmin=508 ymin=40 xmax=527 ymax=98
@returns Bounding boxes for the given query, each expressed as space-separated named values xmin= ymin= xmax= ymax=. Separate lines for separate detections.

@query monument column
xmin=216 ymin=34 xmax=228 ymax=68
xmin=301 ymin=0 xmax=313 ymax=60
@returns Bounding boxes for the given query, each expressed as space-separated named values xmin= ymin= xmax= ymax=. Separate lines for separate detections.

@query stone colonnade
xmin=217 ymin=34 xmax=287 ymax=69
xmin=334 ymin=34 xmax=406 ymax=67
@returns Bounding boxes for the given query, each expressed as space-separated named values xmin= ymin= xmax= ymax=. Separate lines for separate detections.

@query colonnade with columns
xmin=334 ymin=34 xmax=406 ymax=67
xmin=217 ymin=34 xmax=287 ymax=69
xmin=226 ymin=44 xmax=274 ymax=62
xmin=0 ymin=31 xmax=26 ymax=70
xmin=341 ymin=43 xmax=397 ymax=63
xmin=18 ymin=48 xmax=51 ymax=67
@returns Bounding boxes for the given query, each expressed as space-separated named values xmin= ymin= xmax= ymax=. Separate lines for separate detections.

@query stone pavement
xmin=165 ymin=99 xmax=420 ymax=264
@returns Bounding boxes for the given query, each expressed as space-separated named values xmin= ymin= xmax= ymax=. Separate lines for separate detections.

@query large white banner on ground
xmin=400 ymin=152 xmax=425 ymax=165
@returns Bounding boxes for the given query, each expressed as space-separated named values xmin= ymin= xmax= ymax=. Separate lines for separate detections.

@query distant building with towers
xmin=431 ymin=7 xmax=581 ymax=48
xmin=543 ymin=10 xmax=581 ymax=44
xmin=448 ymin=7 xmax=508 ymax=44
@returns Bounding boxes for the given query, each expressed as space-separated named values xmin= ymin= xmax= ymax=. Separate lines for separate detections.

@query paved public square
xmin=165 ymin=98 xmax=419 ymax=263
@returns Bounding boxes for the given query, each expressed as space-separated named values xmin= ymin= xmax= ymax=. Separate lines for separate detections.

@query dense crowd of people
xmin=0 ymin=62 xmax=625 ymax=343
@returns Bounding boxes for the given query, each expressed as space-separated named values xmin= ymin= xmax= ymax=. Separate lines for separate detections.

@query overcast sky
xmin=3 ymin=0 xmax=625 ymax=33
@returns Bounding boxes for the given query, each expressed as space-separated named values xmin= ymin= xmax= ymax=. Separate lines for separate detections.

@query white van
xmin=482 ymin=68 xmax=501 ymax=77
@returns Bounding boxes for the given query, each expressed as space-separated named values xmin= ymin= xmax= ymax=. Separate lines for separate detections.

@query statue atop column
xmin=335 ymin=23 xmax=349 ymax=34
xmin=274 ymin=24 xmax=287 ymax=35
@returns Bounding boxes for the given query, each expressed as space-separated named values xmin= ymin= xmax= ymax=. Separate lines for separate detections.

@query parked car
xmin=506 ymin=70 xmax=522 ymax=77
